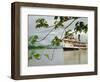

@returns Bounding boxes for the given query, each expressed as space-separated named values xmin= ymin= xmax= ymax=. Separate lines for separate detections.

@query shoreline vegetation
xmin=28 ymin=44 xmax=87 ymax=50
xmin=28 ymin=44 xmax=63 ymax=49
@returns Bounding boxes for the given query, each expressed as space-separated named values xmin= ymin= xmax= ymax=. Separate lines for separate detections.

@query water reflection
xmin=64 ymin=50 xmax=88 ymax=65
xmin=28 ymin=49 xmax=88 ymax=66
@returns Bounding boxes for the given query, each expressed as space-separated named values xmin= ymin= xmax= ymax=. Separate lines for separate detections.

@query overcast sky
xmin=28 ymin=15 xmax=88 ymax=45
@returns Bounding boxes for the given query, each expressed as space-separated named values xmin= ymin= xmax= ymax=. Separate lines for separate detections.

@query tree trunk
xmin=78 ymin=34 xmax=80 ymax=41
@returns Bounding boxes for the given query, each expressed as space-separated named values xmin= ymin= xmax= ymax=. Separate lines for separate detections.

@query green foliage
xmin=54 ymin=21 xmax=64 ymax=29
xmin=51 ymin=36 xmax=62 ymax=46
xmin=28 ymin=49 xmax=42 ymax=60
xmin=70 ymin=17 xmax=78 ymax=20
xmin=44 ymin=54 xmax=49 ymax=59
xmin=35 ymin=16 xmax=78 ymax=29
xmin=53 ymin=16 xmax=78 ymax=29
xmin=54 ymin=16 xmax=68 ymax=29
xmin=64 ymin=29 xmax=72 ymax=36
xmin=28 ymin=49 xmax=36 ymax=60
xmin=54 ymin=16 xmax=76 ymax=21
xmin=74 ymin=21 xmax=88 ymax=41
xmin=63 ymin=16 xmax=70 ymax=21
xmin=60 ymin=16 xmax=65 ymax=22
xmin=34 ymin=53 xmax=41 ymax=60
xmin=54 ymin=16 xmax=58 ymax=20
xmin=82 ymin=24 xmax=88 ymax=33
xmin=74 ymin=21 xmax=88 ymax=33
xmin=59 ymin=16 xmax=73 ymax=22
xmin=28 ymin=45 xmax=47 ymax=49
xmin=29 ymin=35 xmax=38 ymax=44
xmin=64 ymin=30 xmax=73 ymax=38
xmin=36 ymin=18 xmax=49 ymax=28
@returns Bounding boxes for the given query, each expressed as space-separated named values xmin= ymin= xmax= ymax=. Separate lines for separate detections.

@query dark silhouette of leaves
xmin=74 ymin=21 xmax=88 ymax=41
xmin=51 ymin=36 xmax=62 ymax=46
xmin=54 ymin=16 xmax=58 ymax=20
xmin=36 ymin=18 xmax=49 ymax=28
xmin=64 ymin=29 xmax=73 ymax=38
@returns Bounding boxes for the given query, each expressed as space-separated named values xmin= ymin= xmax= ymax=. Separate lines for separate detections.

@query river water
xmin=28 ymin=49 xmax=88 ymax=66
xmin=64 ymin=49 xmax=88 ymax=65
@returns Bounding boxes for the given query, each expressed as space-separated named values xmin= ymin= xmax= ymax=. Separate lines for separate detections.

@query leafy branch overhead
xmin=51 ymin=36 xmax=62 ymax=46
xmin=74 ymin=21 xmax=88 ymax=33
xmin=34 ymin=16 xmax=88 ymax=46
xmin=74 ymin=21 xmax=88 ymax=41
xmin=28 ymin=35 xmax=38 ymax=44
xmin=36 ymin=16 xmax=79 ymax=29
xmin=64 ymin=29 xmax=74 ymax=38
xmin=54 ymin=16 xmax=78 ymax=29
xmin=34 ymin=16 xmax=79 ymax=43
xmin=36 ymin=18 xmax=49 ymax=28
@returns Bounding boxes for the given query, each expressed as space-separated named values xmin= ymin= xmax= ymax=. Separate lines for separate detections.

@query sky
xmin=28 ymin=15 xmax=88 ymax=45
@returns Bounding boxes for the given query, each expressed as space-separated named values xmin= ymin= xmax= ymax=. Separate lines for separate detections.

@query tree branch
xmin=36 ymin=25 xmax=55 ymax=42
xmin=36 ymin=19 xmax=76 ymax=42
xmin=60 ymin=19 xmax=76 ymax=40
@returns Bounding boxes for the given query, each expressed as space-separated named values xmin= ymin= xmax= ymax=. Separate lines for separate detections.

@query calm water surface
xmin=28 ymin=49 xmax=88 ymax=66
xmin=64 ymin=50 xmax=87 ymax=65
